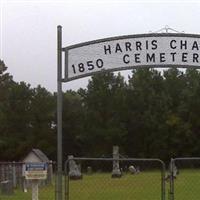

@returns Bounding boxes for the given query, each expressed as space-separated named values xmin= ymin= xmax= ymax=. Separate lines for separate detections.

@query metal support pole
xmin=57 ymin=25 xmax=63 ymax=200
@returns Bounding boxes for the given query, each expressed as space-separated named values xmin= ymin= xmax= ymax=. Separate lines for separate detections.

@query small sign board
xmin=25 ymin=163 xmax=47 ymax=180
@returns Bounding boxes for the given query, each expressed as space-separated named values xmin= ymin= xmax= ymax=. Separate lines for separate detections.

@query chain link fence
xmin=3 ymin=157 xmax=200 ymax=200
xmin=0 ymin=161 xmax=56 ymax=200
xmin=169 ymin=157 xmax=200 ymax=200
xmin=64 ymin=157 xmax=166 ymax=200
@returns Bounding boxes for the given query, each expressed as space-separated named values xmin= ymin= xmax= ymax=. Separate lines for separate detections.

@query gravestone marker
xmin=68 ymin=155 xmax=82 ymax=180
xmin=129 ymin=165 xmax=136 ymax=174
xmin=87 ymin=166 xmax=92 ymax=175
xmin=1 ymin=180 xmax=14 ymax=195
xmin=112 ymin=146 xmax=122 ymax=178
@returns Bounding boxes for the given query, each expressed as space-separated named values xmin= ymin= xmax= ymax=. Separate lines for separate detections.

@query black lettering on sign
xmin=151 ymin=40 xmax=158 ymax=50
xmin=182 ymin=53 xmax=188 ymax=62
xmin=115 ymin=43 xmax=123 ymax=53
xmin=170 ymin=40 xmax=177 ymax=49
xmin=146 ymin=53 xmax=155 ymax=62
xmin=125 ymin=42 xmax=132 ymax=51
xmin=78 ymin=63 xmax=85 ymax=72
xmin=104 ymin=45 xmax=111 ymax=55
xmin=192 ymin=41 xmax=199 ymax=50
xmin=135 ymin=54 xmax=141 ymax=63
xmin=123 ymin=54 xmax=130 ymax=64
xmin=72 ymin=64 xmax=76 ymax=74
xmin=193 ymin=53 xmax=199 ymax=63
xmin=170 ymin=52 xmax=177 ymax=62
xmin=71 ymin=59 xmax=104 ymax=74
xmin=181 ymin=40 xmax=187 ymax=50
xmin=145 ymin=41 xmax=149 ymax=50
xmin=96 ymin=59 xmax=104 ymax=68
xmin=136 ymin=41 xmax=142 ymax=50
xmin=160 ymin=53 xmax=166 ymax=62
xmin=87 ymin=61 xmax=94 ymax=70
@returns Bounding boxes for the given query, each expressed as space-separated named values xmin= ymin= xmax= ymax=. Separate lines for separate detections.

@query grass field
xmin=0 ymin=183 xmax=55 ymax=200
xmin=68 ymin=171 xmax=162 ymax=200
xmin=173 ymin=169 xmax=200 ymax=200
xmin=0 ymin=170 xmax=200 ymax=200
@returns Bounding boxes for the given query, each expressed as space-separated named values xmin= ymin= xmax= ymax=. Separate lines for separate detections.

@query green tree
xmin=0 ymin=60 xmax=56 ymax=160
xmin=125 ymin=69 xmax=169 ymax=159
xmin=162 ymin=68 xmax=191 ymax=159
xmin=29 ymin=85 xmax=56 ymax=159
xmin=80 ymin=72 xmax=127 ymax=157
xmin=0 ymin=60 xmax=17 ymax=160
xmin=173 ymin=69 xmax=200 ymax=157
xmin=4 ymin=82 xmax=34 ymax=159
xmin=62 ymin=90 xmax=85 ymax=157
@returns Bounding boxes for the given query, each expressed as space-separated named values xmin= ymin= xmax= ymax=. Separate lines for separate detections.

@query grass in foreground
xmin=68 ymin=171 xmax=162 ymax=200
xmin=1 ymin=170 xmax=200 ymax=200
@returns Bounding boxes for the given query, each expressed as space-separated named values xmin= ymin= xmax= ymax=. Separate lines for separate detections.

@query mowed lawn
xmin=1 ymin=170 xmax=200 ymax=200
xmin=173 ymin=169 xmax=200 ymax=200
xmin=0 ymin=183 xmax=56 ymax=200
xmin=68 ymin=171 xmax=162 ymax=200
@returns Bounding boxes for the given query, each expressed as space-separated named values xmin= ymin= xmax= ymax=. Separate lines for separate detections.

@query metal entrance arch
xmin=56 ymin=26 xmax=200 ymax=199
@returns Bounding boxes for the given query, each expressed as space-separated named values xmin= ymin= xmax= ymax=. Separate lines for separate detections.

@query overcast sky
xmin=1 ymin=0 xmax=200 ymax=92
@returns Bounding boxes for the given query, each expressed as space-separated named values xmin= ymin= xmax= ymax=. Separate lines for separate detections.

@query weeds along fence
xmin=0 ymin=161 xmax=55 ymax=200
xmin=64 ymin=157 xmax=166 ymax=200
xmin=169 ymin=157 xmax=200 ymax=200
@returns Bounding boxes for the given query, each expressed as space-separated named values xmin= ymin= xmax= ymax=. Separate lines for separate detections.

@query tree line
xmin=1 ymin=59 xmax=200 ymax=162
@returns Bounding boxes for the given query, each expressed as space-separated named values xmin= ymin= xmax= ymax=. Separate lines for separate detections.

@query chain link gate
xmin=64 ymin=157 xmax=166 ymax=200
xmin=169 ymin=157 xmax=200 ymax=200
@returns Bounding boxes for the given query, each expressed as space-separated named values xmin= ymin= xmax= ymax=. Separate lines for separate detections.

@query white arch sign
xmin=63 ymin=33 xmax=200 ymax=81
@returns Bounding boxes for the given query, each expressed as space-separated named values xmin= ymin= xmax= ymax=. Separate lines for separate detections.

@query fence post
xmin=161 ymin=160 xmax=166 ymax=200
xmin=169 ymin=159 xmax=175 ymax=200
xmin=12 ymin=161 xmax=16 ymax=188
xmin=32 ymin=180 xmax=39 ymax=200
xmin=64 ymin=160 xmax=69 ymax=200
xmin=57 ymin=24 xmax=63 ymax=200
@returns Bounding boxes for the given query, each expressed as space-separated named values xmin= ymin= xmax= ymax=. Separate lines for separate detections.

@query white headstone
xmin=68 ymin=155 xmax=82 ymax=180
xmin=112 ymin=146 xmax=122 ymax=178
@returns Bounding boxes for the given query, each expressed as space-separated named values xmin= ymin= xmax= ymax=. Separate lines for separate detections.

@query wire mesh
xmin=170 ymin=158 xmax=200 ymax=200
xmin=0 ymin=161 xmax=56 ymax=200
xmin=65 ymin=157 xmax=165 ymax=200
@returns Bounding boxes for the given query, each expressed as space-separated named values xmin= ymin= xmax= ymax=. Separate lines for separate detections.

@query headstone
xmin=87 ymin=166 xmax=92 ymax=175
xmin=129 ymin=165 xmax=136 ymax=174
xmin=112 ymin=146 xmax=122 ymax=178
xmin=136 ymin=166 xmax=140 ymax=174
xmin=68 ymin=155 xmax=82 ymax=180
xmin=1 ymin=180 xmax=14 ymax=195
xmin=129 ymin=165 xmax=140 ymax=174
xmin=170 ymin=163 xmax=178 ymax=178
